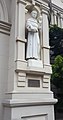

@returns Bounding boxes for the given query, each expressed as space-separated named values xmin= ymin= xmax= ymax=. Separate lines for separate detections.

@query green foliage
xmin=49 ymin=25 xmax=63 ymax=63
xmin=49 ymin=25 xmax=63 ymax=111
xmin=51 ymin=55 xmax=63 ymax=92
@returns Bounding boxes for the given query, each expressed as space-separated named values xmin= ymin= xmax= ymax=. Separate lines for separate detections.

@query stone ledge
xmin=16 ymin=37 xmax=27 ymax=43
xmin=42 ymin=46 xmax=50 ymax=49
xmin=3 ymin=98 xmax=57 ymax=107
xmin=15 ymin=60 xmax=52 ymax=75
xmin=4 ymin=91 xmax=56 ymax=102
xmin=5 ymin=90 xmax=53 ymax=94
xmin=15 ymin=60 xmax=27 ymax=71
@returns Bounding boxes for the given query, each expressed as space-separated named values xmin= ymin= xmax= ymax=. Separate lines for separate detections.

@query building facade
xmin=0 ymin=0 xmax=63 ymax=120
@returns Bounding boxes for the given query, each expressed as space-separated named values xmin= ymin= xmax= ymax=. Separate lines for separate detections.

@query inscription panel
xmin=28 ymin=79 xmax=40 ymax=87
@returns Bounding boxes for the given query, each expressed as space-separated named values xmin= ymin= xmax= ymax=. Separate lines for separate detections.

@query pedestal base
xmin=3 ymin=92 xmax=57 ymax=120
xmin=3 ymin=101 xmax=55 ymax=120
xmin=27 ymin=59 xmax=43 ymax=68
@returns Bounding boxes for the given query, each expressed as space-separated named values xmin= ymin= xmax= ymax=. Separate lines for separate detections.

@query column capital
xmin=53 ymin=10 xmax=57 ymax=16
xmin=60 ymin=14 xmax=63 ymax=19
xmin=40 ymin=4 xmax=49 ymax=15
xmin=41 ymin=9 xmax=49 ymax=15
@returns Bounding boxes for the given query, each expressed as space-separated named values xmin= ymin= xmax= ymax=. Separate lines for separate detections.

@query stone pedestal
xmin=3 ymin=91 xmax=57 ymax=120
xmin=27 ymin=59 xmax=43 ymax=68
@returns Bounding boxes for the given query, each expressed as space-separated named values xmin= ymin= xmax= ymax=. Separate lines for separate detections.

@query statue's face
xmin=31 ymin=10 xmax=37 ymax=18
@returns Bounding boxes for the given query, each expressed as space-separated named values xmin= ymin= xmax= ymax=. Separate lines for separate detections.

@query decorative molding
xmin=3 ymin=98 xmax=57 ymax=107
xmin=17 ymin=0 xmax=26 ymax=5
xmin=52 ymin=3 xmax=63 ymax=14
xmin=27 ymin=0 xmax=49 ymax=5
xmin=17 ymin=72 xmax=26 ymax=87
xmin=42 ymin=46 xmax=50 ymax=49
xmin=15 ymin=60 xmax=52 ymax=75
xmin=42 ymin=75 xmax=50 ymax=88
xmin=15 ymin=60 xmax=44 ymax=74
xmin=41 ymin=4 xmax=49 ymax=13
xmin=0 ymin=21 xmax=11 ymax=35
xmin=16 ymin=37 xmax=27 ymax=43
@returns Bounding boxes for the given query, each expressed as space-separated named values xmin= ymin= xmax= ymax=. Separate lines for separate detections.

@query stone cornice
xmin=25 ymin=0 xmax=50 ymax=15
xmin=0 ymin=21 xmax=11 ymax=35
xmin=52 ymin=3 xmax=63 ymax=14
xmin=26 ymin=0 xmax=50 ymax=5
xmin=26 ymin=0 xmax=49 ymax=8
xmin=41 ymin=3 xmax=49 ymax=13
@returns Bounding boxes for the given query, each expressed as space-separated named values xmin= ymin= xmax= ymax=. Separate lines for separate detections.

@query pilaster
xmin=57 ymin=12 xmax=61 ymax=27
xmin=16 ymin=0 xmax=26 ymax=60
xmin=51 ymin=11 xmax=54 ymax=25
xmin=17 ymin=0 xmax=26 ymax=40
xmin=60 ymin=14 xmax=63 ymax=28
xmin=41 ymin=7 xmax=51 ymax=70
xmin=15 ymin=0 xmax=27 ymax=90
xmin=54 ymin=10 xmax=57 ymax=25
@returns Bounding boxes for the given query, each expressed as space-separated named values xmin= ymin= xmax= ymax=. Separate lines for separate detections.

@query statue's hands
xmin=27 ymin=26 xmax=31 ymax=31
xmin=27 ymin=25 xmax=38 ymax=32
xmin=33 ymin=29 xmax=38 ymax=32
xmin=31 ymin=27 xmax=38 ymax=32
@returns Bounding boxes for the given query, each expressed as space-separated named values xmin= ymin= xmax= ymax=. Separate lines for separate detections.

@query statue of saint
xmin=26 ymin=10 xmax=42 ymax=60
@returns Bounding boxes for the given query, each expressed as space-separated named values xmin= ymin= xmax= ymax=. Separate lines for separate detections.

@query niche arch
xmin=25 ymin=4 xmax=42 ymax=60
xmin=0 ymin=0 xmax=8 ymax=22
xmin=25 ymin=4 xmax=41 ymax=39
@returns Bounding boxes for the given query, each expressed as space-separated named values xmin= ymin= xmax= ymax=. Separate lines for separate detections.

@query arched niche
xmin=25 ymin=4 xmax=42 ymax=60
xmin=25 ymin=4 xmax=41 ymax=20
xmin=25 ymin=4 xmax=41 ymax=38
xmin=0 ymin=0 xmax=8 ymax=22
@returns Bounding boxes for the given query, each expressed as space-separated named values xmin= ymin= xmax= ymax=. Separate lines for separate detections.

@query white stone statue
xmin=26 ymin=10 xmax=42 ymax=60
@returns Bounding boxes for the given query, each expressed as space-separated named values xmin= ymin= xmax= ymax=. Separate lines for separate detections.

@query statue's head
xmin=31 ymin=10 xmax=38 ymax=19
